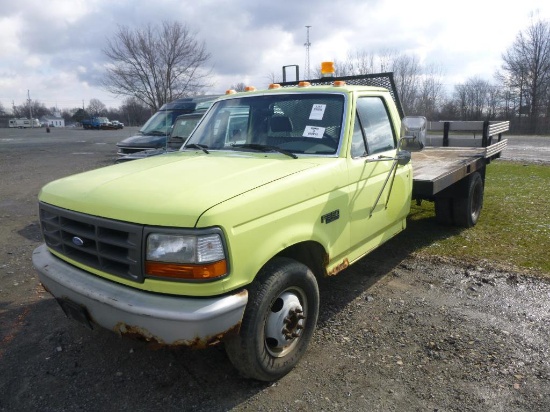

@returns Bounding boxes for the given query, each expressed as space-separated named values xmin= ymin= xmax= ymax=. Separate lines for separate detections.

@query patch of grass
xmin=407 ymin=161 xmax=550 ymax=277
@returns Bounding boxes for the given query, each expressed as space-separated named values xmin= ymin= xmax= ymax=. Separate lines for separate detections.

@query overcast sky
xmin=1 ymin=0 xmax=549 ymax=113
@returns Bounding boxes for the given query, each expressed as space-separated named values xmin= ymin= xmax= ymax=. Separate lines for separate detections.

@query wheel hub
xmin=265 ymin=292 xmax=306 ymax=352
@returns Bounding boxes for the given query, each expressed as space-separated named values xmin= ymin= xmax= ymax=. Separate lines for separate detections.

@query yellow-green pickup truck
xmin=32 ymin=70 xmax=507 ymax=381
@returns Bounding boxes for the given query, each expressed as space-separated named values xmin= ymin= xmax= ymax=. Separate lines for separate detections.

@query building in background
xmin=40 ymin=111 xmax=65 ymax=127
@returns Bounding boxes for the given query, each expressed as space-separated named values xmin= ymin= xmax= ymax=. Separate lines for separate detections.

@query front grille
xmin=39 ymin=202 xmax=144 ymax=282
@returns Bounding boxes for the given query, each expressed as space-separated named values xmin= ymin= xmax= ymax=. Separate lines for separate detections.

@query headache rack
xmin=279 ymin=67 xmax=404 ymax=119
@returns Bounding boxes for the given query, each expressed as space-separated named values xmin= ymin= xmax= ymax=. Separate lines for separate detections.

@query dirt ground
xmin=0 ymin=127 xmax=549 ymax=411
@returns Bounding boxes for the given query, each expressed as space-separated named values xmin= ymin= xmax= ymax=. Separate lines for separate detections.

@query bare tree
xmin=61 ymin=108 xmax=78 ymax=124
xmin=71 ymin=108 xmax=89 ymax=124
xmin=378 ymin=49 xmax=398 ymax=72
xmin=12 ymin=100 xmax=49 ymax=119
xmin=413 ymin=64 xmax=445 ymax=118
xmin=119 ymin=97 xmax=151 ymax=127
xmin=266 ymin=72 xmax=282 ymax=84
xmin=486 ymin=85 xmax=501 ymax=119
xmin=87 ymin=98 xmax=107 ymax=116
xmin=307 ymin=50 xmax=443 ymax=117
xmin=439 ymin=99 xmax=460 ymax=120
xmin=336 ymin=50 xmax=377 ymax=76
xmin=453 ymin=77 xmax=494 ymax=120
xmin=500 ymin=15 xmax=550 ymax=133
xmin=390 ymin=54 xmax=422 ymax=115
xmin=230 ymin=82 xmax=247 ymax=92
xmin=103 ymin=21 xmax=211 ymax=112
xmin=500 ymin=87 xmax=518 ymax=120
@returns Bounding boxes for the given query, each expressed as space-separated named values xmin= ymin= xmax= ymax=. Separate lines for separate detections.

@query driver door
xmin=347 ymin=95 xmax=412 ymax=261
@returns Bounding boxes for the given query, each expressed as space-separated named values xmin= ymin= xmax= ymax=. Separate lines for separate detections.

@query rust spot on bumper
xmin=114 ymin=322 xmax=242 ymax=350
xmin=327 ymin=258 xmax=349 ymax=276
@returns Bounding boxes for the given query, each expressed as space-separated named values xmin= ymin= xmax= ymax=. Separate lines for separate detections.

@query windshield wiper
xmin=231 ymin=143 xmax=297 ymax=159
xmin=185 ymin=143 xmax=210 ymax=154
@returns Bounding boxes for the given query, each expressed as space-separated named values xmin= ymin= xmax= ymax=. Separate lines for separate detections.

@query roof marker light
xmin=333 ymin=80 xmax=346 ymax=87
xmin=245 ymin=86 xmax=257 ymax=92
xmin=268 ymin=83 xmax=282 ymax=89
xmin=298 ymin=81 xmax=311 ymax=87
xmin=321 ymin=61 xmax=335 ymax=77
xmin=225 ymin=89 xmax=237 ymax=95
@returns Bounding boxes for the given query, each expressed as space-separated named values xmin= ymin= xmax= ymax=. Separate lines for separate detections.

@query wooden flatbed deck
xmin=411 ymin=139 xmax=507 ymax=197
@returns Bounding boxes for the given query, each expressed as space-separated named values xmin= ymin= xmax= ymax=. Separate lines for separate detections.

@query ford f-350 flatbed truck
xmin=32 ymin=65 xmax=507 ymax=381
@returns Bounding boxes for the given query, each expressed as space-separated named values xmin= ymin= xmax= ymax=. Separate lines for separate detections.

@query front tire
xmin=225 ymin=257 xmax=319 ymax=381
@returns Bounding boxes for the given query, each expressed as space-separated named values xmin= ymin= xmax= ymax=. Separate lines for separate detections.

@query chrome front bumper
xmin=32 ymin=244 xmax=247 ymax=346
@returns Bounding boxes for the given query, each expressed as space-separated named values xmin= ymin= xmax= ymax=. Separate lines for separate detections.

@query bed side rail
xmin=426 ymin=120 xmax=509 ymax=149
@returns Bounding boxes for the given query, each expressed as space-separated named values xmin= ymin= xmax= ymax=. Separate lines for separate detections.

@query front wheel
xmin=225 ymin=257 xmax=319 ymax=381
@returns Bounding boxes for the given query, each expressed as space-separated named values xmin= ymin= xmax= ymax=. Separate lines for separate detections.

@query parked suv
xmin=115 ymin=112 xmax=206 ymax=163
xmin=115 ymin=95 xmax=220 ymax=160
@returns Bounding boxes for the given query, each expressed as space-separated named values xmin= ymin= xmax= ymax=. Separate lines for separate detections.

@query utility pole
xmin=304 ymin=26 xmax=312 ymax=80
xmin=28 ymin=90 xmax=34 ymax=128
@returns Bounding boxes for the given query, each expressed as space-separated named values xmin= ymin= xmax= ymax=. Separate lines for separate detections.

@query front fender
xmin=199 ymin=161 xmax=351 ymax=292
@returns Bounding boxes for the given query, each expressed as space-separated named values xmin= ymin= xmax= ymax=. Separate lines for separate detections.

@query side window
xmin=356 ymin=97 xmax=396 ymax=155
xmin=350 ymin=116 xmax=367 ymax=158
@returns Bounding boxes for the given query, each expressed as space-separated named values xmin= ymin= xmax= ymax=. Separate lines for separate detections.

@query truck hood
xmin=39 ymin=151 xmax=319 ymax=227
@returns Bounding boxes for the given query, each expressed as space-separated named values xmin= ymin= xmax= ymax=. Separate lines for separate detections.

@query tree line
xmin=2 ymin=96 xmax=154 ymax=128
xmin=4 ymin=16 xmax=550 ymax=134
xmin=318 ymin=15 xmax=550 ymax=134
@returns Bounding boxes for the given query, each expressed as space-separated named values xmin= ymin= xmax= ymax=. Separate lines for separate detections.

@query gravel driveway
xmin=0 ymin=128 xmax=548 ymax=411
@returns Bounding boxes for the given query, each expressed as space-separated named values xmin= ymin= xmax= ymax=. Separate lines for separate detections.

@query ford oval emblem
xmin=72 ymin=236 xmax=85 ymax=246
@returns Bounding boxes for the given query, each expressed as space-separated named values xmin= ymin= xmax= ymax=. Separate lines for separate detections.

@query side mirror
xmin=396 ymin=150 xmax=411 ymax=166
xmin=400 ymin=116 xmax=426 ymax=151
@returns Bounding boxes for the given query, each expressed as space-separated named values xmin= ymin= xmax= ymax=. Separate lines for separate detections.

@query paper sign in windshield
xmin=309 ymin=104 xmax=326 ymax=120
xmin=303 ymin=125 xmax=325 ymax=139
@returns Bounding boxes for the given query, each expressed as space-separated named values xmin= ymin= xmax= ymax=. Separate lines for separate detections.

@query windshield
xmin=139 ymin=110 xmax=178 ymax=136
xmin=184 ymin=93 xmax=345 ymax=156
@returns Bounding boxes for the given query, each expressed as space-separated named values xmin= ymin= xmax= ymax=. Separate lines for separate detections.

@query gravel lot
xmin=0 ymin=127 xmax=549 ymax=411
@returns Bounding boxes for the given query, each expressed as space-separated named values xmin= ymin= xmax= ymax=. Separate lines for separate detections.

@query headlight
xmin=145 ymin=232 xmax=227 ymax=281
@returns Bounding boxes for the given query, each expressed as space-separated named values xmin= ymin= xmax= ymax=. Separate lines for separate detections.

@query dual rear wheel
xmin=434 ymin=171 xmax=484 ymax=228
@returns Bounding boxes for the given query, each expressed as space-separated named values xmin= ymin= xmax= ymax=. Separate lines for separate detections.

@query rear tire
xmin=452 ymin=172 xmax=484 ymax=227
xmin=225 ymin=257 xmax=319 ymax=381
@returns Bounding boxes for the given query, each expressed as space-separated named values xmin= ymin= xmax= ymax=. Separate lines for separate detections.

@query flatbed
xmin=411 ymin=120 xmax=508 ymax=198
xmin=412 ymin=140 xmax=507 ymax=197
xmin=408 ymin=120 xmax=509 ymax=226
